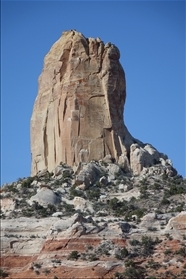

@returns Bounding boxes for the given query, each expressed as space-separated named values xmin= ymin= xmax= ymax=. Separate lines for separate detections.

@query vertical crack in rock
xmin=57 ymin=98 xmax=61 ymax=137
xmin=63 ymin=96 xmax=67 ymax=121
xmin=54 ymin=129 xmax=56 ymax=164
xmin=43 ymin=109 xmax=49 ymax=169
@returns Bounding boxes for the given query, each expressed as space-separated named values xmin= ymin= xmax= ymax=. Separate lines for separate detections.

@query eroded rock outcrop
xmin=31 ymin=30 xmax=175 ymax=176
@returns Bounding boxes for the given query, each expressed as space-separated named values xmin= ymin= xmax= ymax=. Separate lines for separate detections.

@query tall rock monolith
xmin=31 ymin=30 xmax=175 ymax=176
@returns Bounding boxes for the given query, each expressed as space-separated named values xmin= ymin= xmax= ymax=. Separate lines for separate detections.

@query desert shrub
xmin=174 ymin=203 xmax=184 ymax=212
xmin=43 ymin=269 xmax=50 ymax=275
xmin=165 ymin=233 xmax=173 ymax=240
xmin=152 ymin=183 xmax=162 ymax=190
xmin=147 ymin=259 xmax=161 ymax=269
xmin=34 ymin=263 xmax=41 ymax=268
xmin=175 ymin=247 xmax=186 ymax=257
xmin=22 ymin=208 xmax=33 ymax=217
xmin=109 ymin=198 xmax=134 ymax=217
xmin=123 ymin=265 xmax=145 ymax=279
xmin=115 ymin=247 xmax=129 ymax=259
xmin=0 ymin=268 xmax=9 ymax=278
xmin=164 ymin=249 xmax=172 ymax=255
xmin=70 ymin=186 xmax=85 ymax=199
xmin=165 ymin=184 xmax=186 ymax=197
xmin=21 ymin=176 xmax=35 ymax=188
xmin=129 ymin=239 xmax=140 ymax=246
xmin=30 ymin=234 xmax=36 ymax=238
xmin=7 ymin=184 xmax=18 ymax=193
xmin=68 ymin=250 xmax=80 ymax=260
xmin=88 ymin=253 xmax=99 ymax=261
xmin=140 ymin=236 xmax=161 ymax=256
xmin=86 ymin=187 xmax=101 ymax=200
xmin=147 ymin=227 xmax=157 ymax=232
xmin=63 ymin=201 xmax=75 ymax=215
xmin=140 ymin=185 xmax=148 ymax=199
xmin=87 ymin=245 xmax=93 ymax=250
xmin=161 ymin=197 xmax=170 ymax=205
xmin=51 ymin=259 xmax=61 ymax=264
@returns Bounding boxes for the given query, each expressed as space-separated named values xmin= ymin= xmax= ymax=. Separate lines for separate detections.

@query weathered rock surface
xmin=31 ymin=30 xmax=133 ymax=175
xmin=1 ymin=163 xmax=186 ymax=278
xmin=29 ymin=187 xmax=61 ymax=206
xmin=31 ymin=30 xmax=176 ymax=176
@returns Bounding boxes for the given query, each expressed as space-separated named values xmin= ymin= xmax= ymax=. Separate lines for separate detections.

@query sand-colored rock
xmin=30 ymin=30 xmax=176 ymax=177
xmin=165 ymin=211 xmax=186 ymax=231
xmin=30 ymin=30 xmax=135 ymax=176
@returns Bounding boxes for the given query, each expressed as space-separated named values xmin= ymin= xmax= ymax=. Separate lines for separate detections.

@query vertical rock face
xmin=31 ymin=30 xmax=175 ymax=176
xmin=31 ymin=30 xmax=134 ymax=175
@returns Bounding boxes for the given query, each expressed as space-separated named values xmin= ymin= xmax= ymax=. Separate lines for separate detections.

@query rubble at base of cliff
xmin=1 ymin=160 xmax=186 ymax=279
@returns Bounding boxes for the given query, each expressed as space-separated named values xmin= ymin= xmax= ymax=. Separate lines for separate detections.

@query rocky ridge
xmin=1 ymin=161 xmax=186 ymax=279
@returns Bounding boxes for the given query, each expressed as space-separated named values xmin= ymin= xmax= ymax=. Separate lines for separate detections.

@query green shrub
xmin=175 ymin=247 xmax=186 ymax=257
xmin=68 ymin=250 xmax=80 ymax=260
xmin=34 ymin=263 xmax=41 ymax=268
xmin=86 ymin=187 xmax=101 ymax=200
xmin=147 ymin=259 xmax=161 ymax=269
xmin=70 ymin=186 xmax=85 ymax=199
xmin=115 ymin=247 xmax=129 ymax=259
xmin=129 ymin=239 xmax=140 ymax=246
xmin=21 ymin=177 xmax=35 ymax=188
xmin=147 ymin=227 xmax=157 ymax=232
xmin=140 ymin=236 xmax=161 ymax=256
xmin=165 ymin=184 xmax=186 ymax=197
xmin=175 ymin=203 xmax=184 ymax=212
xmin=88 ymin=253 xmax=99 ymax=261
xmin=164 ymin=249 xmax=172 ymax=255
xmin=0 ymin=268 xmax=9 ymax=278
xmin=161 ymin=197 xmax=170 ymax=205
xmin=43 ymin=269 xmax=50 ymax=275
xmin=63 ymin=201 xmax=75 ymax=215
xmin=123 ymin=266 xmax=145 ymax=279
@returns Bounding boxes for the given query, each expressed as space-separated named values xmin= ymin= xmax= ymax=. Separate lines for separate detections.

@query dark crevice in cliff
xmin=43 ymin=109 xmax=49 ymax=168
xmin=63 ymin=97 xmax=67 ymax=121
xmin=78 ymin=109 xmax=80 ymax=136
xmin=65 ymin=148 xmax=67 ymax=164
xmin=54 ymin=129 xmax=56 ymax=164
xmin=58 ymin=99 xmax=61 ymax=137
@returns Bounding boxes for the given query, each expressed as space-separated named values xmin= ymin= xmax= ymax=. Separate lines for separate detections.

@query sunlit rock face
xmin=30 ymin=30 xmax=176 ymax=176
xmin=30 ymin=30 xmax=134 ymax=175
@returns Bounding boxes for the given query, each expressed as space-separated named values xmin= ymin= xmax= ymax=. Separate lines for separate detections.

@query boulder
xmin=99 ymin=176 xmax=108 ymax=186
xmin=73 ymin=196 xmax=94 ymax=213
xmin=75 ymin=162 xmax=101 ymax=188
xmin=29 ymin=188 xmax=61 ymax=206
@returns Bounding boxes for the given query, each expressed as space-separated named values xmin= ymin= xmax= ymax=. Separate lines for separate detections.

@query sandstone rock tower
xmin=31 ymin=30 xmax=173 ymax=176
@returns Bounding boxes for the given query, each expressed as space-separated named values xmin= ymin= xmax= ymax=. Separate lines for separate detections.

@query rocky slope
xmin=30 ymin=30 xmax=174 ymax=177
xmin=1 ymin=30 xmax=185 ymax=279
xmin=1 ymin=161 xmax=186 ymax=279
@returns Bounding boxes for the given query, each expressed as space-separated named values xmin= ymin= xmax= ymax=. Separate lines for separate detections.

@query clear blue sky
xmin=1 ymin=0 xmax=185 ymax=185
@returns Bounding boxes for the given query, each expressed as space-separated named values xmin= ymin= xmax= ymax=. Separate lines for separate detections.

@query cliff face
xmin=31 ymin=30 xmax=175 ymax=177
xmin=30 ymin=30 xmax=134 ymax=176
